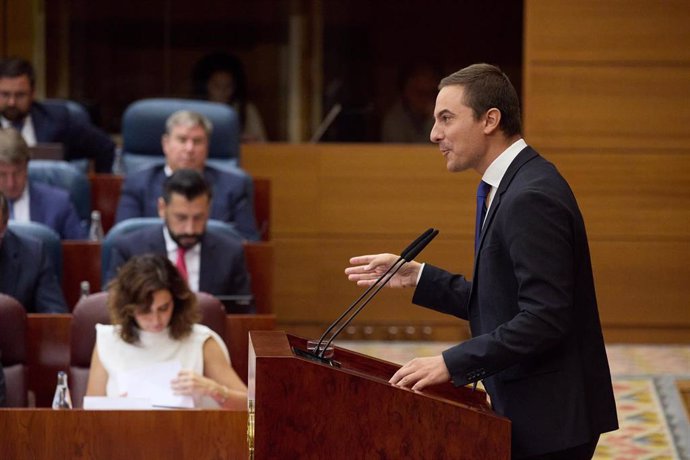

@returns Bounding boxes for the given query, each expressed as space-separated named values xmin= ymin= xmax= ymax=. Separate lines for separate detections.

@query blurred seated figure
xmin=107 ymin=169 xmax=251 ymax=299
xmin=86 ymin=254 xmax=247 ymax=409
xmin=0 ymin=57 xmax=115 ymax=172
xmin=192 ymin=52 xmax=267 ymax=143
xmin=381 ymin=61 xmax=441 ymax=143
xmin=0 ymin=128 xmax=86 ymax=239
xmin=115 ymin=110 xmax=259 ymax=241
xmin=0 ymin=191 xmax=67 ymax=312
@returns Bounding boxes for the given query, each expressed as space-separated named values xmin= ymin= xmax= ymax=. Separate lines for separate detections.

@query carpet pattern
xmin=338 ymin=341 xmax=690 ymax=459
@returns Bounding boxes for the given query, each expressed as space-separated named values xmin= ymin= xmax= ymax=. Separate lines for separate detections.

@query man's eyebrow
xmin=436 ymin=109 xmax=453 ymax=117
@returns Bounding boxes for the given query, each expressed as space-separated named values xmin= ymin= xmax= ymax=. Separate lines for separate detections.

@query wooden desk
xmin=0 ymin=409 xmax=248 ymax=459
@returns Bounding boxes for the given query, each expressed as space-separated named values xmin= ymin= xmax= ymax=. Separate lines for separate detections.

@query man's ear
xmin=157 ymin=197 xmax=166 ymax=218
xmin=483 ymin=108 xmax=502 ymax=135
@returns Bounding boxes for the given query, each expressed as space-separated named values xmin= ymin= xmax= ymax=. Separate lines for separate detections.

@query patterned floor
xmin=338 ymin=341 xmax=690 ymax=460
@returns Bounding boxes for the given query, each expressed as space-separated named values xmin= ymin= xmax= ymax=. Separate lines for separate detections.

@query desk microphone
xmin=312 ymin=228 xmax=440 ymax=359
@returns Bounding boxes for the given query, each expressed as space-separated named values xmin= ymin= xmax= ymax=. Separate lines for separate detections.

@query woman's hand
xmin=171 ymin=370 xmax=216 ymax=398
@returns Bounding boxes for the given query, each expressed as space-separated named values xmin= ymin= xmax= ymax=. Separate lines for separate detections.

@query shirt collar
xmin=482 ymin=138 xmax=527 ymax=189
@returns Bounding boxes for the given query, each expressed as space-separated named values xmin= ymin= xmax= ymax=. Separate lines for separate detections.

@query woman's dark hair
xmin=107 ymin=254 xmax=200 ymax=344
xmin=192 ymin=52 xmax=248 ymax=127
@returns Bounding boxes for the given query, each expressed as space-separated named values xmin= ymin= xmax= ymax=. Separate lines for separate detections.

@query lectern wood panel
xmin=249 ymin=331 xmax=510 ymax=459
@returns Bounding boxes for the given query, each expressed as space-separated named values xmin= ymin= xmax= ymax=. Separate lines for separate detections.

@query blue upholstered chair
xmin=43 ymin=98 xmax=92 ymax=125
xmin=41 ymin=99 xmax=92 ymax=173
xmin=8 ymin=221 xmax=63 ymax=283
xmin=120 ymin=98 xmax=241 ymax=174
xmin=101 ymin=217 xmax=243 ymax=282
xmin=27 ymin=159 xmax=91 ymax=224
xmin=0 ymin=294 xmax=28 ymax=407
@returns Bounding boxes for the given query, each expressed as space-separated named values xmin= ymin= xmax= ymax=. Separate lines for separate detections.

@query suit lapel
xmin=28 ymin=183 xmax=43 ymax=221
xmin=475 ymin=147 xmax=538 ymax=258
xmin=0 ymin=232 xmax=21 ymax=295
xmin=198 ymin=233 xmax=214 ymax=293
xmin=468 ymin=147 xmax=539 ymax=308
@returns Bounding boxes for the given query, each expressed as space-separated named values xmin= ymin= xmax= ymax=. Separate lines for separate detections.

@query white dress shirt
xmin=163 ymin=226 xmax=202 ymax=292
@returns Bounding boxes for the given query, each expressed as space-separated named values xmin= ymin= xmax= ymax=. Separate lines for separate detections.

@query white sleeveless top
xmin=96 ymin=323 xmax=230 ymax=406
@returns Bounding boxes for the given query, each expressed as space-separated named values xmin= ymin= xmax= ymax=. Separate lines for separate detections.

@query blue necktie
xmin=8 ymin=200 xmax=15 ymax=220
xmin=475 ymin=180 xmax=491 ymax=255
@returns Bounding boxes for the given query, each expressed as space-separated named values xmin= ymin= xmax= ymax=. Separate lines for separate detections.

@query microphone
xmin=310 ymin=103 xmax=342 ymax=143
xmin=309 ymin=228 xmax=440 ymax=361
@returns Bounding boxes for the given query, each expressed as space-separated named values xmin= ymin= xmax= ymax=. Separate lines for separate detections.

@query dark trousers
xmin=519 ymin=436 xmax=600 ymax=460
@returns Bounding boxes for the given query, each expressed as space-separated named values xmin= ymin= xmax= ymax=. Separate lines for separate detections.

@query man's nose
xmin=430 ymin=123 xmax=441 ymax=143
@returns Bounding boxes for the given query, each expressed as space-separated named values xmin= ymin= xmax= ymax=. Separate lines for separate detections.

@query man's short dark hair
xmin=0 ymin=57 xmax=35 ymax=88
xmin=162 ymin=168 xmax=213 ymax=204
xmin=439 ymin=63 xmax=522 ymax=137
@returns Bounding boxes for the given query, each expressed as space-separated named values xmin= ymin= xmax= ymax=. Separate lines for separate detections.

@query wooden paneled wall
xmin=242 ymin=143 xmax=690 ymax=343
xmin=522 ymin=1 xmax=690 ymax=342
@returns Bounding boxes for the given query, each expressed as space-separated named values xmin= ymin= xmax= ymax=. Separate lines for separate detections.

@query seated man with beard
xmin=105 ymin=169 xmax=251 ymax=298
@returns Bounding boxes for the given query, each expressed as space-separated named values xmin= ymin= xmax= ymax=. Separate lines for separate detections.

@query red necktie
xmin=176 ymin=246 xmax=188 ymax=280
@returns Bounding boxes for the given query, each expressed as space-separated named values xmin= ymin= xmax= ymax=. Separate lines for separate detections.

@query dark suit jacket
xmin=105 ymin=224 xmax=251 ymax=297
xmin=29 ymin=182 xmax=87 ymax=240
xmin=412 ymin=146 xmax=618 ymax=458
xmin=0 ymin=229 xmax=68 ymax=313
xmin=115 ymin=165 xmax=259 ymax=241
xmin=31 ymin=101 xmax=115 ymax=173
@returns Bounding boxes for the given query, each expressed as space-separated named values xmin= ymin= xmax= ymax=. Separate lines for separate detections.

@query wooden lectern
xmin=248 ymin=331 xmax=510 ymax=459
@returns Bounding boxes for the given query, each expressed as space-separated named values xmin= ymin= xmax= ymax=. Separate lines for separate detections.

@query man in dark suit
xmin=0 ymin=57 xmax=115 ymax=173
xmin=0 ymin=128 xmax=86 ymax=239
xmin=106 ymin=169 xmax=251 ymax=299
xmin=0 ymin=192 xmax=67 ymax=313
xmin=346 ymin=64 xmax=618 ymax=459
xmin=115 ymin=110 xmax=259 ymax=241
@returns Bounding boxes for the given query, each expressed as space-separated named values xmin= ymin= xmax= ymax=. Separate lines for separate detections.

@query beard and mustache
xmin=169 ymin=231 xmax=203 ymax=250
xmin=1 ymin=106 xmax=28 ymax=122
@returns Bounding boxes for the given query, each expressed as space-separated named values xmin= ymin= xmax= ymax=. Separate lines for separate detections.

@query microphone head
xmin=404 ymin=229 xmax=439 ymax=261
xmin=400 ymin=228 xmax=434 ymax=260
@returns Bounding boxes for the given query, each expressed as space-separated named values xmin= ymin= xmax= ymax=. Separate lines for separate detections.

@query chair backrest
xmin=0 ymin=294 xmax=28 ymax=407
xmin=28 ymin=159 xmax=92 ymax=222
xmin=69 ymin=291 xmax=226 ymax=408
xmin=43 ymin=98 xmax=92 ymax=125
xmin=8 ymin=221 xmax=63 ymax=283
xmin=41 ymin=99 xmax=93 ymax=173
xmin=101 ymin=217 xmax=243 ymax=282
xmin=121 ymin=98 xmax=240 ymax=173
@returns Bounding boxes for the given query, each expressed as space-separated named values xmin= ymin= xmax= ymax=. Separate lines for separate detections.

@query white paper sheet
xmin=117 ymin=360 xmax=194 ymax=408
xmin=83 ymin=396 xmax=153 ymax=410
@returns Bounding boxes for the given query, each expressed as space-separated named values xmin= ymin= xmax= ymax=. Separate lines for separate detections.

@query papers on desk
xmin=83 ymin=396 xmax=152 ymax=410
xmin=84 ymin=360 xmax=194 ymax=410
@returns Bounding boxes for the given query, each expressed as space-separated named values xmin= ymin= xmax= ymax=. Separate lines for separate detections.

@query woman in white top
xmin=86 ymin=254 xmax=247 ymax=409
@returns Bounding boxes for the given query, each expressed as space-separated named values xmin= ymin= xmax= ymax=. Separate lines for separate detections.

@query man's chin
xmin=175 ymin=237 xmax=201 ymax=249
xmin=1 ymin=110 xmax=22 ymax=122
